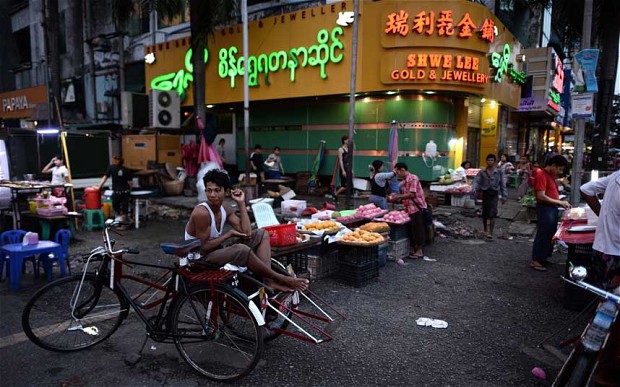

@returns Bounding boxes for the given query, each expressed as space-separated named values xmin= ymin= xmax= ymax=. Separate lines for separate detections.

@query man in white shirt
xmin=579 ymin=170 xmax=620 ymax=387
xmin=580 ymin=170 xmax=620 ymax=260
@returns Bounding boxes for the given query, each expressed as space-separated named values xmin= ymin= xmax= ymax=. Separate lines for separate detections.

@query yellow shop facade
xmin=144 ymin=0 xmax=524 ymax=180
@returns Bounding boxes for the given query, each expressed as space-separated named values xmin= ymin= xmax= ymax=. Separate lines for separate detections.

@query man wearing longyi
xmin=184 ymin=169 xmax=308 ymax=292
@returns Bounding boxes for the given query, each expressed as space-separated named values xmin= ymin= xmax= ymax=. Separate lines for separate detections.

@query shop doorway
xmin=466 ymin=127 xmax=480 ymax=167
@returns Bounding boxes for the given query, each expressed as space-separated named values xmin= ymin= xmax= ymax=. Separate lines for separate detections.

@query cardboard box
xmin=158 ymin=149 xmax=181 ymax=167
xmin=157 ymin=134 xmax=180 ymax=151
xmin=122 ymin=135 xmax=156 ymax=170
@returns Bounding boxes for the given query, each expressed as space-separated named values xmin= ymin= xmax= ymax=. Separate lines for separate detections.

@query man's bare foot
xmin=284 ymin=276 xmax=309 ymax=292
xmin=265 ymin=279 xmax=294 ymax=292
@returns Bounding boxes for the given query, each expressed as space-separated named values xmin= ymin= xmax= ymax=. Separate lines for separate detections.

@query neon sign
xmin=151 ymin=26 xmax=345 ymax=96
xmin=218 ymin=27 xmax=344 ymax=88
xmin=489 ymin=44 xmax=524 ymax=84
xmin=385 ymin=9 xmax=496 ymax=42
xmin=151 ymin=48 xmax=208 ymax=102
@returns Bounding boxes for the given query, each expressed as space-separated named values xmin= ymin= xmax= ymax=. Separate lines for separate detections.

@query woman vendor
xmin=369 ymin=160 xmax=396 ymax=210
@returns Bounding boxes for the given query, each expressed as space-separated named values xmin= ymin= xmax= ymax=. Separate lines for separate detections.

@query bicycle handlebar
xmin=102 ymin=220 xmax=139 ymax=256
xmin=561 ymin=276 xmax=620 ymax=304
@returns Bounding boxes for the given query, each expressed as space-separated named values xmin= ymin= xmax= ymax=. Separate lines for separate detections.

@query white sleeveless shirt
xmin=184 ymin=202 xmax=227 ymax=241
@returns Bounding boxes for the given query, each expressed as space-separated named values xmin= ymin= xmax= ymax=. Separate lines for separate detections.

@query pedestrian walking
xmin=98 ymin=155 xmax=133 ymax=222
xmin=334 ymin=135 xmax=350 ymax=199
xmin=529 ymin=155 xmax=571 ymax=271
xmin=498 ymin=154 xmax=514 ymax=187
xmin=249 ymin=144 xmax=264 ymax=184
xmin=390 ymin=162 xmax=428 ymax=259
xmin=516 ymin=155 xmax=534 ymax=199
xmin=473 ymin=154 xmax=507 ymax=239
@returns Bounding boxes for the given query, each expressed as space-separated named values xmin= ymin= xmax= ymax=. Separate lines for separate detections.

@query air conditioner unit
xmin=121 ymin=92 xmax=149 ymax=128
xmin=149 ymin=89 xmax=180 ymax=128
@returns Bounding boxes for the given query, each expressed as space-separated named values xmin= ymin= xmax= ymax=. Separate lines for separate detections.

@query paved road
xmin=0 ymin=206 xmax=585 ymax=386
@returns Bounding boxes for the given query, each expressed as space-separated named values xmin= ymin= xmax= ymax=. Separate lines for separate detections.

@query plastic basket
xmin=337 ymin=261 xmax=379 ymax=287
xmin=274 ymin=251 xmax=309 ymax=273
xmin=451 ymin=194 xmax=467 ymax=207
xmin=378 ymin=242 xmax=388 ymax=267
xmin=387 ymin=239 xmax=410 ymax=260
xmin=388 ymin=223 xmax=409 ymax=241
xmin=338 ymin=244 xmax=379 ymax=267
xmin=305 ymin=240 xmax=339 ymax=256
xmin=264 ymin=223 xmax=297 ymax=247
xmin=307 ymin=250 xmax=339 ymax=280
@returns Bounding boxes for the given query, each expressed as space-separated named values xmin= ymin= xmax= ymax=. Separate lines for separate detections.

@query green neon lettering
xmin=151 ymin=26 xmax=346 ymax=93
xmin=151 ymin=47 xmax=208 ymax=102
xmin=490 ymin=43 xmax=510 ymax=82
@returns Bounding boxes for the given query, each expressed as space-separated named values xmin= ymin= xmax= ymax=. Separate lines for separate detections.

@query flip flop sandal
xmin=409 ymin=254 xmax=423 ymax=259
xmin=530 ymin=263 xmax=547 ymax=271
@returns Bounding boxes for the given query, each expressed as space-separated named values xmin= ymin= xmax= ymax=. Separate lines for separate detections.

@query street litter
xmin=416 ymin=317 xmax=448 ymax=328
xmin=531 ymin=367 xmax=546 ymax=380
xmin=423 ymin=256 xmax=437 ymax=262
xmin=397 ymin=259 xmax=405 ymax=265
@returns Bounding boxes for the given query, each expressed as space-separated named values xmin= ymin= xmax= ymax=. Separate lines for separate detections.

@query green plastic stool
xmin=82 ymin=209 xmax=105 ymax=231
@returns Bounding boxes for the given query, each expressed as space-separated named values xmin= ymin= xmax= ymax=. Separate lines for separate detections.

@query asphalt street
xmin=0 ymin=200 xmax=587 ymax=386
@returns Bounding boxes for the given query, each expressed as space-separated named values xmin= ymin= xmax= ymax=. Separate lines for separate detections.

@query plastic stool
xmin=82 ymin=209 xmax=105 ymax=231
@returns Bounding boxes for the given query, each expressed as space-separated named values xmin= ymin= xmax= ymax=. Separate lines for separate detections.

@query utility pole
xmin=345 ymin=0 xmax=360 ymax=208
xmin=570 ymin=0 xmax=592 ymax=206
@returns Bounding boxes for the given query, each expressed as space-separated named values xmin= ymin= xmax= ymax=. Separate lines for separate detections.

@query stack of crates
xmin=338 ymin=244 xmax=380 ymax=287
xmin=387 ymin=223 xmax=410 ymax=261
xmin=273 ymin=252 xmax=309 ymax=275
xmin=305 ymin=240 xmax=339 ymax=280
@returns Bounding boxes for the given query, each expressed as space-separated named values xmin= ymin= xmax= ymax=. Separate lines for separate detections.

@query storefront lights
xmin=37 ymin=128 xmax=59 ymax=135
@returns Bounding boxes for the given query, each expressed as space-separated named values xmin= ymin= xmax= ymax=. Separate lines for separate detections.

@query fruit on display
xmin=331 ymin=211 xmax=341 ymax=219
xmin=335 ymin=215 xmax=358 ymax=223
xmin=338 ymin=229 xmax=385 ymax=244
xmin=360 ymin=222 xmax=389 ymax=233
xmin=380 ymin=210 xmax=410 ymax=224
xmin=302 ymin=221 xmax=341 ymax=233
xmin=301 ymin=207 xmax=319 ymax=217
xmin=355 ymin=203 xmax=387 ymax=219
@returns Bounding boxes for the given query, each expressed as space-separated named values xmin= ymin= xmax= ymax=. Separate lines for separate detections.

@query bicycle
xmin=552 ymin=264 xmax=620 ymax=386
xmin=22 ymin=220 xmax=344 ymax=382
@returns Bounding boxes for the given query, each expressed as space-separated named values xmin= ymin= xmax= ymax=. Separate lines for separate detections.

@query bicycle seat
xmin=160 ymin=240 xmax=202 ymax=257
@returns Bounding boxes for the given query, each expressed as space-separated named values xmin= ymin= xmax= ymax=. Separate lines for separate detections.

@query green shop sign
xmin=489 ymin=43 xmax=525 ymax=85
xmin=150 ymin=26 xmax=345 ymax=98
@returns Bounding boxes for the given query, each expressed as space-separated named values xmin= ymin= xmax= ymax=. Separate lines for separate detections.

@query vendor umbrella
xmin=309 ymin=140 xmax=326 ymax=185
xmin=388 ymin=120 xmax=399 ymax=170
xmin=388 ymin=120 xmax=400 ymax=194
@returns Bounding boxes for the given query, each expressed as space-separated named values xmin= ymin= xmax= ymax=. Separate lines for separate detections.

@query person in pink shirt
xmin=389 ymin=162 xmax=428 ymax=259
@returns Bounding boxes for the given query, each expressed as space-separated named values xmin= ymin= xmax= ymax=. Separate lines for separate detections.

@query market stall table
xmin=21 ymin=212 xmax=80 ymax=240
xmin=0 ymin=181 xmax=69 ymax=229
xmin=1 ymin=240 xmax=63 ymax=290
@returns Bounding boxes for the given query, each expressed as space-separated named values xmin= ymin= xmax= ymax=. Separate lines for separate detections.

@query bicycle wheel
xmin=22 ymin=273 xmax=129 ymax=352
xmin=171 ymin=284 xmax=264 ymax=382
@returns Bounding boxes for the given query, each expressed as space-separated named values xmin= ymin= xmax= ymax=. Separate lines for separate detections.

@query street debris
xmin=415 ymin=317 xmax=448 ymax=329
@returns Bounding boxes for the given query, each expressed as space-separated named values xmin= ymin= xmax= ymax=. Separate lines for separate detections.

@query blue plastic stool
xmin=82 ymin=209 xmax=105 ymax=231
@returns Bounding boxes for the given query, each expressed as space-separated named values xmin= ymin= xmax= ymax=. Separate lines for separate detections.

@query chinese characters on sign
xmin=385 ymin=9 xmax=496 ymax=42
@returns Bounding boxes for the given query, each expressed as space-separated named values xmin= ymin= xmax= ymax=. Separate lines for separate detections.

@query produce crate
xmin=387 ymin=238 xmax=410 ymax=260
xmin=307 ymin=250 xmax=339 ymax=280
xmin=305 ymin=240 xmax=338 ymax=256
xmin=337 ymin=261 xmax=379 ymax=287
xmin=273 ymin=251 xmax=309 ymax=274
xmin=388 ymin=223 xmax=410 ymax=241
xmin=378 ymin=242 xmax=388 ymax=267
xmin=338 ymin=244 xmax=380 ymax=267
xmin=435 ymin=192 xmax=450 ymax=205
xmin=451 ymin=194 xmax=467 ymax=207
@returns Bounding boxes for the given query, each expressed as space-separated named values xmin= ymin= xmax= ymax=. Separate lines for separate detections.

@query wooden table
xmin=0 ymin=182 xmax=68 ymax=229
xmin=271 ymin=238 xmax=322 ymax=273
